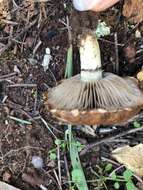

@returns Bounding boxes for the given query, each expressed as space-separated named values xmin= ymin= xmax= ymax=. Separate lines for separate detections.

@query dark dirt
xmin=0 ymin=0 xmax=143 ymax=190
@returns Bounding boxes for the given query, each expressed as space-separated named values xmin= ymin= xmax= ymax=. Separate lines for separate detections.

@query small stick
xmin=57 ymin=144 xmax=62 ymax=187
xmin=7 ymin=84 xmax=37 ymax=88
xmin=109 ymin=165 xmax=124 ymax=177
xmin=114 ymin=32 xmax=119 ymax=74
xmin=8 ymin=115 xmax=32 ymax=125
xmin=133 ymin=174 xmax=143 ymax=185
xmin=0 ymin=76 xmax=16 ymax=82
xmin=64 ymin=155 xmax=71 ymax=188
xmin=33 ymin=116 xmax=63 ymax=134
xmin=98 ymin=38 xmax=124 ymax=47
xmin=101 ymin=157 xmax=120 ymax=166
xmin=53 ymin=169 xmax=63 ymax=190
xmin=33 ymin=40 xmax=42 ymax=55
xmin=39 ymin=185 xmax=48 ymax=190
xmin=40 ymin=117 xmax=57 ymax=139
xmin=0 ymin=72 xmax=17 ymax=79
xmin=0 ymin=19 xmax=18 ymax=25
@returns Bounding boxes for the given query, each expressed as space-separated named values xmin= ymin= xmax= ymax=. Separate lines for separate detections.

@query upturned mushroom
xmin=45 ymin=31 xmax=143 ymax=125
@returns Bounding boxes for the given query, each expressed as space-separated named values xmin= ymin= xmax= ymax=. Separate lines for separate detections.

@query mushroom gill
xmin=47 ymin=31 xmax=143 ymax=112
xmin=47 ymin=73 xmax=143 ymax=110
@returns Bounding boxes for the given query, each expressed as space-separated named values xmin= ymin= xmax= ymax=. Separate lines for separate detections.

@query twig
xmin=0 ymin=72 xmax=17 ymax=79
xmin=57 ymin=144 xmax=62 ymax=187
xmin=40 ymin=117 xmax=57 ymax=139
xmin=101 ymin=157 xmax=120 ymax=166
xmin=64 ymin=155 xmax=71 ymax=188
xmin=53 ymin=169 xmax=63 ymax=190
xmin=8 ymin=115 xmax=32 ymax=125
xmin=33 ymin=40 xmax=42 ymax=55
xmin=39 ymin=184 xmax=48 ymax=190
xmin=33 ymin=88 xmax=38 ymax=113
xmin=133 ymin=174 xmax=143 ymax=185
xmin=66 ymin=16 xmax=72 ymax=44
xmin=98 ymin=38 xmax=124 ymax=47
xmin=0 ymin=19 xmax=18 ymax=25
xmin=109 ymin=165 xmax=124 ymax=177
xmin=32 ymin=116 xmax=63 ymax=134
xmin=2 ymin=95 xmax=8 ymax=103
xmin=0 ymin=76 xmax=16 ymax=82
xmin=114 ymin=32 xmax=119 ymax=74
xmin=12 ymin=0 xmax=20 ymax=8
xmin=81 ymin=126 xmax=143 ymax=155
xmin=48 ymin=68 xmax=57 ymax=86
xmin=59 ymin=16 xmax=72 ymax=44
xmin=7 ymin=84 xmax=37 ymax=88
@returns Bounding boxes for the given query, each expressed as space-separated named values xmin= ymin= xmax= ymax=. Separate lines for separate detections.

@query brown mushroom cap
xmin=45 ymin=73 xmax=143 ymax=125
xmin=49 ymin=106 xmax=142 ymax=125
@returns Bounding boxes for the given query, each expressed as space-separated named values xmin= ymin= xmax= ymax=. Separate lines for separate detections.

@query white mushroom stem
xmin=80 ymin=33 xmax=102 ymax=82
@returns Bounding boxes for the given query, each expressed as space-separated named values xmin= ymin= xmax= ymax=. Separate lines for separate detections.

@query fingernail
xmin=73 ymin=0 xmax=92 ymax=11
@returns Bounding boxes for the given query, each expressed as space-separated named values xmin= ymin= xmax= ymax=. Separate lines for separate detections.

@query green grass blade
xmin=68 ymin=125 xmax=89 ymax=190
xmin=65 ymin=44 xmax=73 ymax=78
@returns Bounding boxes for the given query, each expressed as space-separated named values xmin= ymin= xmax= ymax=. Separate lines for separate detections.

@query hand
xmin=73 ymin=0 xmax=120 ymax=12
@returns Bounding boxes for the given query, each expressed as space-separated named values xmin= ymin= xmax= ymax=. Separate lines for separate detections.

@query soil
xmin=0 ymin=0 xmax=143 ymax=190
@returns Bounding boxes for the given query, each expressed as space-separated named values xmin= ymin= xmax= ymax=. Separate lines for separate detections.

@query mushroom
xmin=45 ymin=31 xmax=143 ymax=125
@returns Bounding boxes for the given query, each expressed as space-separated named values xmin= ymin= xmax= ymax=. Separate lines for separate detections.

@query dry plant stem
xmin=0 ymin=76 xmax=16 ymax=82
xmin=53 ymin=169 xmax=63 ymax=190
xmin=33 ymin=40 xmax=42 ymax=55
xmin=59 ymin=16 xmax=72 ymax=48
xmin=57 ymin=144 xmax=62 ymax=186
xmin=109 ymin=165 xmax=124 ymax=177
xmin=133 ymin=174 xmax=143 ymax=185
xmin=39 ymin=185 xmax=48 ymax=190
xmin=0 ymin=72 xmax=17 ymax=79
xmin=33 ymin=88 xmax=38 ymax=113
xmin=40 ymin=117 xmax=57 ymax=139
xmin=81 ymin=126 xmax=143 ymax=155
xmin=8 ymin=84 xmax=37 ymax=88
xmin=12 ymin=0 xmax=20 ymax=8
xmin=0 ymin=19 xmax=18 ymax=25
xmin=66 ymin=16 xmax=72 ymax=44
xmin=64 ymin=155 xmax=71 ymax=188
xmin=34 ymin=116 xmax=63 ymax=135
xmin=98 ymin=38 xmax=124 ymax=47
xmin=101 ymin=157 xmax=120 ymax=166
xmin=110 ymin=164 xmax=143 ymax=185
xmin=114 ymin=32 xmax=119 ymax=74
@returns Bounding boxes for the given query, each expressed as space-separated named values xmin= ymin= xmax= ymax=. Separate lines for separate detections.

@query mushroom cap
xmin=48 ymin=106 xmax=142 ymax=125
xmin=45 ymin=73 xmax=143 ymax=125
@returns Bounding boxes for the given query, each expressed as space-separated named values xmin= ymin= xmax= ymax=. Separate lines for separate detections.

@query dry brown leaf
xmin=0 ymin=0 xmax=11 ymax=20
xmin=123 ymin=0 xmax=143 ymax=23
xmin=112 ymin=144 xmax=143 ymax=176
xmin=0 ymin=181 xmax=21 ymax=190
